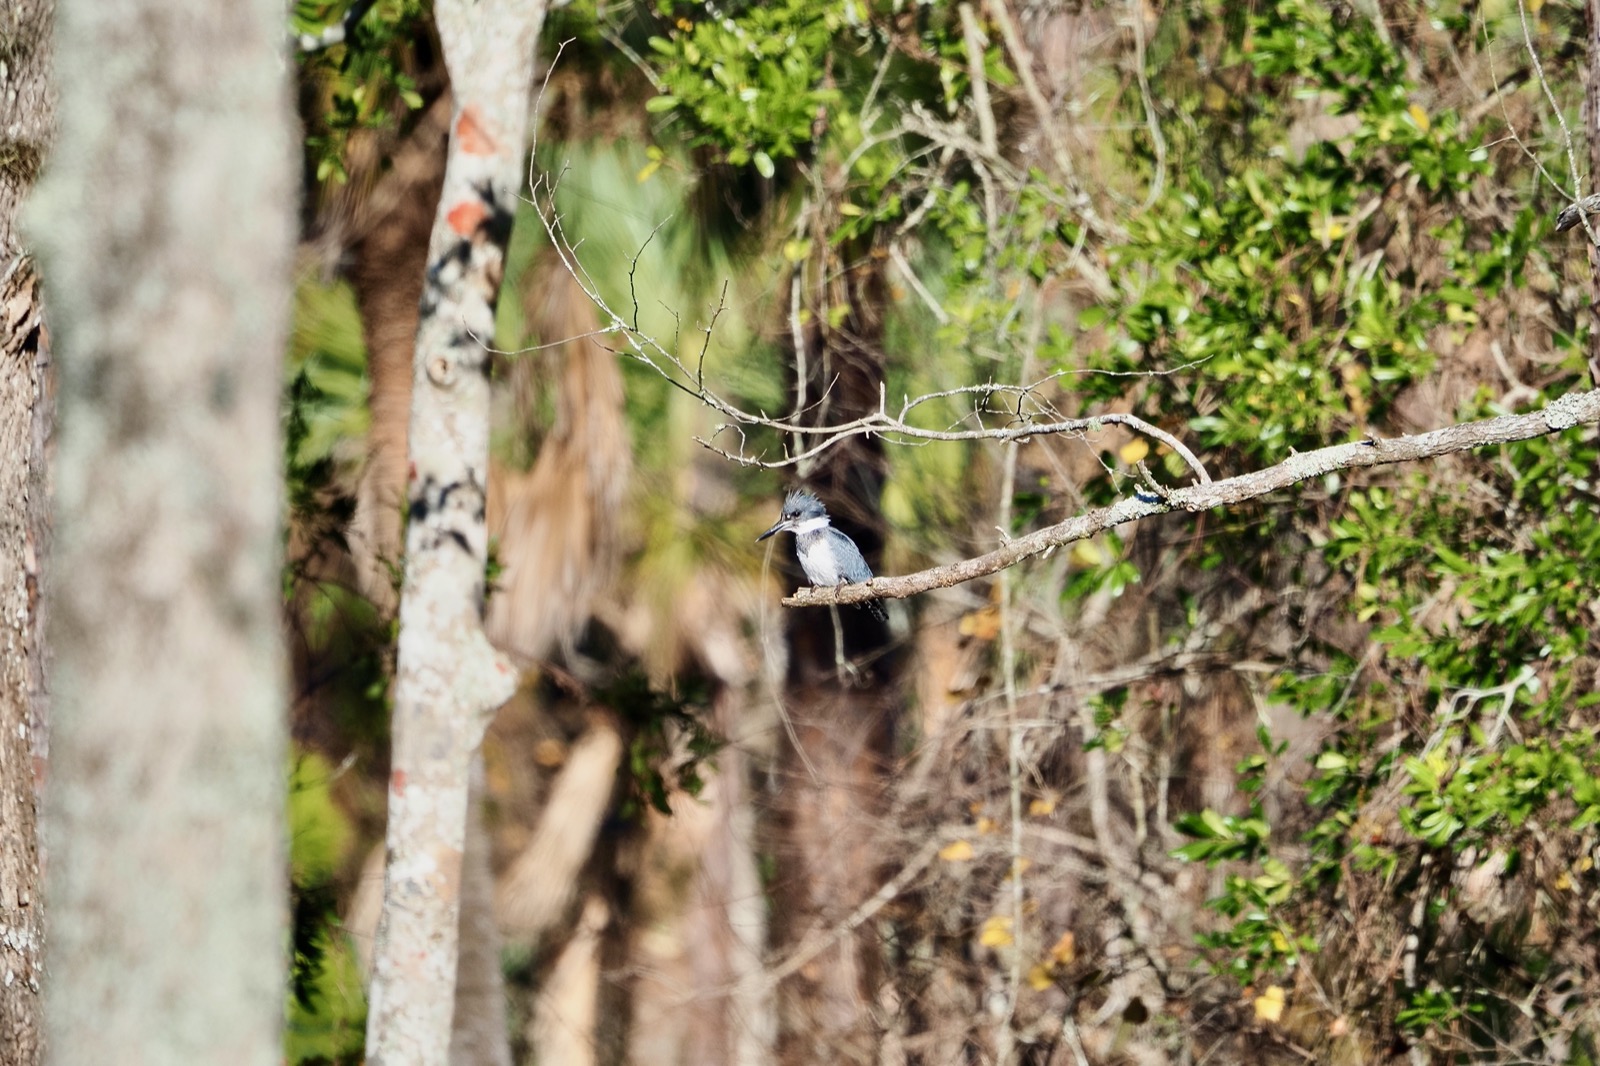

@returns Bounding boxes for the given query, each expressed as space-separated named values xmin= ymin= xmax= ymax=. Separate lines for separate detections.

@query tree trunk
xmin=31 ymin=0 xmax=295 ymax=1059
xmin=363 ymin=2 xmax=548 ymax=1061
xmin=0 ymin=3 xmax=54 ymax=1056
xmin=772 ymin=250 xmax=898 ymax=1066
xmin=1586 ymin=0 xmax=1600 ymax=388
xmin=0 ymin=260 xmax=48 ymax=1066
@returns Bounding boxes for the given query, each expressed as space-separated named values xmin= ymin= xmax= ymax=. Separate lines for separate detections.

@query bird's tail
xmin=859 ymin=598 xmax=889 ymax=623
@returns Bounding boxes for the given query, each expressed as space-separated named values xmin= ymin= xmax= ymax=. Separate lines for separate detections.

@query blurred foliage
xmin=287 ymin=275 xmax=370 ymax=478
xmin=287 ymin=754 xmax=366 ymax=1065
xmin=595 ymin=670 xmax=722 ymax=818
xmin=293 ymin=0 xmax=432 ymax=183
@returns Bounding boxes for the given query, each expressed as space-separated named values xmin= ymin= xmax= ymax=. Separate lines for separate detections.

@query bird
xmin=757 ymin=488 xmax=888 ymax=621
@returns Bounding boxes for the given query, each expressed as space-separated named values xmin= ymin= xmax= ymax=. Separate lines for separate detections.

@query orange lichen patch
xmin=456 ymin=105 xmax=497 ymax=156
xmin=391 ymin=769 xmax=407 ymax=797
xmin=447 ymin=200 xmax=489 ymax=236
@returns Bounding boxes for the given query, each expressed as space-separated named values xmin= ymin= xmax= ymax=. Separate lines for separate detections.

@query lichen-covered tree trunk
xmin=30 ymin=0 xmax=294 ymax=1060
xmin=0 ymin=1 xmax=54 ymax=1059
xmin=363 ymin=1 xmax=548 ymax=1061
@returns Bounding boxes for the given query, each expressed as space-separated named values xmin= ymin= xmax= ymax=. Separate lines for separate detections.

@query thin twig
xmin=960 ymin=4 xmax=999 ymax=156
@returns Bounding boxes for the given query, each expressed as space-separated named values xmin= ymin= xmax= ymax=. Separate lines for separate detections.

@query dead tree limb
xmin=787 ymin=389 xmax=1600 ymax=609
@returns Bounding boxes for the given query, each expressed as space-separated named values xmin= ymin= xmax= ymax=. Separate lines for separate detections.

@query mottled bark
xmin=30 ymin=0 xmax=294 ymax=1060
xmin=363 ymin=1 xmax=548 ymax=1061
xmin=1586 ymin=0 xmax=1600 ymax=387
xmin=0 ymin=262 xmax=47 ymax=1066
xmin=325 ymin=91 xmax=515 ymax=1066
xmin=448 ymin=758 xmax=512 ymax=1066
xmin=0 ymin=1 xmax=54 ymax=1059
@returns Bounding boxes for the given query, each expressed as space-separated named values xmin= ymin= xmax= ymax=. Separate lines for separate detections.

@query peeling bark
xmin=0 ymin=0 xmax=53 ymax=1058
xmin=363 ymin=1 xmax=549 ymax=1061
xmin=1586 ymin=0 xmax=1600 ymax=387
xmin=31 ymin=0 xmax=294 ymax=1059
xmin=0 ymin=261 xmax=47 ymax=1066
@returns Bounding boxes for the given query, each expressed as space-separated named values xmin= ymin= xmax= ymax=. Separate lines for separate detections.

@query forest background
xmin=7 ymin=0 xmax=1600 ymax=1063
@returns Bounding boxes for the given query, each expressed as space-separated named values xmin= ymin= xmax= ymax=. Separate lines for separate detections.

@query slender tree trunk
xmin=30 ymin=0 xmax=295 ymax=1060
xmin=363 ymin=2 xmax=548 ymax=1061
xmin=1582 ymin=0 xmax=1600 ymax=388
xmin=773 ymin=251 xmax=898 ymax=1066
xmin=0 ymin=261 xmax=48 ymax=1066
xmin=0 ymin=4 xmax=54 ymax=1058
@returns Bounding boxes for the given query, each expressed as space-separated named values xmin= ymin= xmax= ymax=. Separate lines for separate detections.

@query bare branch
xmin=959 ymin=4 xmax=998 ymax=156
xmin=786 ymin=389 xmax=1600 ymax=609
xmin=697 ymin=404 xmax=1212 ymax=482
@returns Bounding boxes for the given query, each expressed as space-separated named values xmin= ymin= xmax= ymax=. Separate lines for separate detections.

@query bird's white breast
xmin=798 ymin=536 xmax=844 ymax=586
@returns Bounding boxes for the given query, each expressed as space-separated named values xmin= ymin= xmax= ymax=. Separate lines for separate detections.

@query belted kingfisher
xmin=758 ymin=489 xmax=888 ymax=621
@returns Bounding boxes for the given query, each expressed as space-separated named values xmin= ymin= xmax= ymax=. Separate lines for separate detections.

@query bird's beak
xmin=757 ymin=518 xmax=789 ymax=542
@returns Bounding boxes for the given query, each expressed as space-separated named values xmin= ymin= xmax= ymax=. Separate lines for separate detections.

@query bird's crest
xmin=782 ymin=488 xmax=826 ymax=518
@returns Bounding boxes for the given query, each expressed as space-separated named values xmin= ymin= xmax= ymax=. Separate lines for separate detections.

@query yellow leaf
xmin=976 ymin=816 xmax=999 ymax=835
xmin=1254 ymin=985 xmax=1286 ymax=1024
xmin=959 ymin=606 xmax=1001 ymax=641
xmin=1009 ymin=857 xmax=1033 ymax=880
xmin=1270 ymin=931 xmax=1289 ymax=953
xmin=1069 ymin=539 xmax=1104 ymax=567
xmin=839 ymin=202 xmax=864 ymax=216
xmin=1407 ymin=103 xmax=1430 ymax=132
xmin=636 ymin=160 xmax=662 ymax=183
xmin=782 ymin=239 xmax=811 ymax=264
xmin=1555 ymin=871 xmax=1572 ymax=891
xmin=1579 ymin=856 xmax=1593 ymax=872
xmin=939 ymin=840 xmax=974 ymax=863
xmin=978 ymin=915 xmax=1014 ymax=947
xmin=1026 ymin=963 xmax=1056 ymax=991
xmin=1049 ymin=931 xmax=1076 ymax=965
xmin=1029 ymin=795 xmax=1057 ymax=817
xmin=1118 ymin=438 xmax=1149 ymax=465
